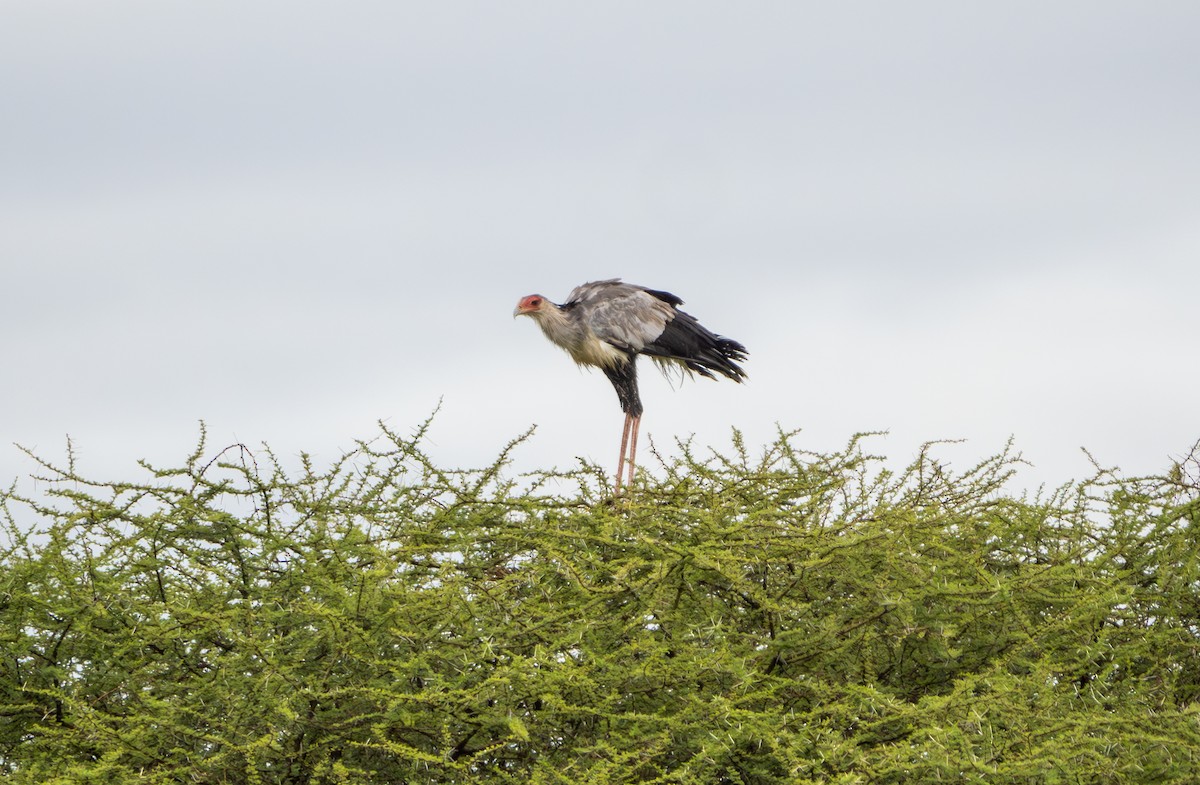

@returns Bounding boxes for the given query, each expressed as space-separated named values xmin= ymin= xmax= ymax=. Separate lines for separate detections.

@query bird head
xmin=513 ymin=294 xmax=548 ymax=318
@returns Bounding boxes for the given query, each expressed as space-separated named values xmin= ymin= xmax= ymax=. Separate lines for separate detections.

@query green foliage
xmin=2 ymin=418 xmax=1199 ymax=783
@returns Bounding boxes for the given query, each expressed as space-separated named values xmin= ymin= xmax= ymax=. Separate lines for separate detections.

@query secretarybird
xmin=514 ymin=279 xmax=747 ymax=493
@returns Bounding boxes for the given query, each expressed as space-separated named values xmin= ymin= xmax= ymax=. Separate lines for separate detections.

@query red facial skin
xmin=515 ymin=294 xmax=545 ymax=315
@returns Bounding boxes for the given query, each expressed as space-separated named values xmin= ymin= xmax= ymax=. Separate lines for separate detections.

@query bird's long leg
xmin=615 ymin=413 xmax=633 ymax=494
xmin=626 ymin=415 xmax=641 ymax=490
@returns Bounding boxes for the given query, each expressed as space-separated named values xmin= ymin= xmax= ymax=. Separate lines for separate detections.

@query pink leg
xmin=615 ymin=413 xmax=632 ymax=494
xmin=626 ymin=415 xmax=641 ymax=490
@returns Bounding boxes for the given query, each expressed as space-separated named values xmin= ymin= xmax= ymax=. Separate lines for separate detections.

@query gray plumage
xmin=514 ymin=278 xmax=748 ymax=493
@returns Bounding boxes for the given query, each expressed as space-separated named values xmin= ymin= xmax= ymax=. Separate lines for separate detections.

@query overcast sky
xmin=4 ymin=2 xmax=1198 ymax=504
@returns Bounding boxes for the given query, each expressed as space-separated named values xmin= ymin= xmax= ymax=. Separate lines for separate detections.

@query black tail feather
xmin=642 ymin=310 xmax=747 ymax=383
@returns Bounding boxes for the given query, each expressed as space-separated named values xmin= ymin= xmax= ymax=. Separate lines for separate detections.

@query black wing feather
xmin=639 ymin=287 xmax=685 ymax=308
xmin=642 ymin=310 xmax=748 ymax=382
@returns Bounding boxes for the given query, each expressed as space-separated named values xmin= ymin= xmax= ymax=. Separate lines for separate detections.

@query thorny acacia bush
xmin=2 ymin=418 xmax=1199 ymax=784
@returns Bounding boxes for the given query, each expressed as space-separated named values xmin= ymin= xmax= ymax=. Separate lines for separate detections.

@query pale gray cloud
xmin=3 ymin=2 xmax=1198 ymax=501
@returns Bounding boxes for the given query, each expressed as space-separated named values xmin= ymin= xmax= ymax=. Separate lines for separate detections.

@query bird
xmin=514 ymin=278 xmax=748 ymax=494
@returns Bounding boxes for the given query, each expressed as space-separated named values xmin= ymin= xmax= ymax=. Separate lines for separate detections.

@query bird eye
xmin=530 ymin=297 xmax=542 ymax=306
